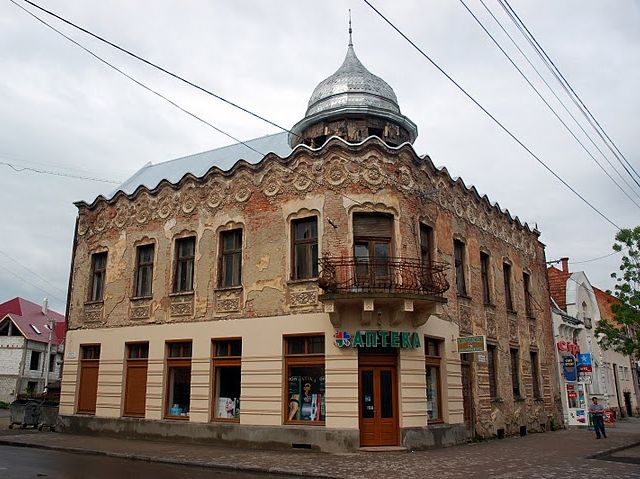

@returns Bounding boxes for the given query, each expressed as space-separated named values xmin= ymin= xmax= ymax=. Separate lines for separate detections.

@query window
xmin=530 ymin=351 xmax=541 ymax=398
xmin=285 ymin=335 xmax=325 ymax=424
xmin=292 ymin=217 xmax=318 ymax=280
xmin=77 ymin=345 xmax=100 ymax=414
xmin=174 ymin=237 xmax=195 ymax=293
xmin=353 ymin=213 xmax=393 ymax=288
xmin=503 ymin=262 xmax=514 ymax=312
xmin=89 ymin=252 xmax=107 ymax=302
xmin=523 ymin=272 xmax=533 ymax=317
xmin=487 ymin=344 xmax=498 ymax=399
xmin=480 ymin=252 xmax=491 ymax=304
xmin=29 ymin=350 xmax=41 ymax=371
xmin=219 ymin=229 xmax=242 ymax=287
xmin=165 ymin=341 xmax=192 ymax=418
xmin=453 ymin=240 xmax=467 ymax=296
xmin=49 ymin=354 xmax=56 ymax=373
xmin=510 ymin=348 xmax=520 ymax=399
xmin=425 ymin=337 xmax=443 ymax=421
xmin=124 ymin=343 xmax=149 ymax=417
xmin=420 ymin=223 xmax=433 ymax=266
xmin=212 ymin=339 xmax=242 ymax=421
xmin=134 ymin=244 xmax=154 ymax=297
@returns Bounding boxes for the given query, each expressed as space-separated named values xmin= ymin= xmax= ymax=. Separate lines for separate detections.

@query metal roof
xmin=0 ymin=297 xmax=66 ymax=345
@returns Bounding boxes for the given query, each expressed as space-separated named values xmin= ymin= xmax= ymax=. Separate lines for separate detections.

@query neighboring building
xmin=548 ymin=258 xmax=638 ymax=425
xmin=59 ymin=36 xmax=559 ymax=450
xmin=0 ymin=297 xmax=66 ymax=402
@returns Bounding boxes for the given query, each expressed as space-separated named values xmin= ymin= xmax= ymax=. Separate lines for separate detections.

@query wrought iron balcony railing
xmin=318 ymin=256 xmax=450 ymax=296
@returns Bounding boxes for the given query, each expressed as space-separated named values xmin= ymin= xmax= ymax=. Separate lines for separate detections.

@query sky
xmin=0 ymin=0 xmax=638 ymax=314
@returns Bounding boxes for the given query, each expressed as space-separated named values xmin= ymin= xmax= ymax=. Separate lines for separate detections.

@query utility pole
xmin=42 ymin=298 xmax=54 ymax=395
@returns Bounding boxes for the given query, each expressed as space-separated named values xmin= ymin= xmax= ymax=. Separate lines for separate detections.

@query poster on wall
xmin=288 ymin=370 xmax=325 ymax=422
xmin=568 ymin=408 xmax=586 ymax=425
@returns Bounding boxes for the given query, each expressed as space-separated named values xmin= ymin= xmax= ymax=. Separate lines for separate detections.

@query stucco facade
xmin=60 ymin=41 xmax=560 ymax=450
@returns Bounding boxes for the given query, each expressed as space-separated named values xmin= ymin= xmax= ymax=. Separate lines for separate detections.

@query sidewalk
xmin=1 ymin=416 xmax=639 ymax=478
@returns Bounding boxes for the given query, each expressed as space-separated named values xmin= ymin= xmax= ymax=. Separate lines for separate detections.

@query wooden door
xmin=77 ymin=360 xmax=99 ymax=414
xmin=359 ymin=355 xmax=399 ymax=446
xmin=123 ymin=360 xmax=148 ymax=417
xmin=461 ymin=359 xmax=474 ymax=437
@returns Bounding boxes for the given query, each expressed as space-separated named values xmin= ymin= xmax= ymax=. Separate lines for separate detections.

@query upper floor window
xmin=174 ymin=237 xmax=195 ymax=293
xmin=220 ymin=229 xmax=242 ymax=287
xmin=523 ymin=272 xmax=533 ymax=317
xmin=487 ymin=344 xmax=498 ymax=399
xmin=530 ymin=351 xmax=541 ymax=398
xmin=292 ymin=217 xmax=318 ymax=280
xmin=420 ymin=223 xmax=433 ymax=265
xmin=353 ymin=213 xmax=393 ymax=287
xmin=29 ymin=350 xmax=41 ymax=371
xmin=503 ymin=262 xmax=514 ymax=312
xmin=480 ymin=251 xmax=491 ymax=304
xmin=134 ymin=244 xmax=154 ymax=297
xmin=89 ymin=252 xmax=107 ymax=302
xmin=453 ymin=240 xmax=467 ymax=296
xmin=510 ymin=348 xmax=521 ymax=399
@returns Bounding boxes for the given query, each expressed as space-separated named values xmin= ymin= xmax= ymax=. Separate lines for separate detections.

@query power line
xmin=1 ymin=160 xmax=120 ymax=184
xmin=458 ymin=0 xmax=640 ymax=209
xmin=0 ymin=263 xmax=66 ymax=305
xmin=546 ymin=251 xmax=619 ymax=266
xmin=362 ymin=0 xmax=620 ymax=231
xmin=497 ymin=0 xmax=640 ymax=188
xmin=0 ymin=250 xmax=67 ymax=296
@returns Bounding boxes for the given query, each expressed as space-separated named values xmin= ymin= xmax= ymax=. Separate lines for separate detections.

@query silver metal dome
xmin=306 ymin=45 xmax=400 ymax=116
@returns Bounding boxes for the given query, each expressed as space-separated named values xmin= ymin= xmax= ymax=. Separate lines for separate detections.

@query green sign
xmin=457 ymin=335 xmax=486 ymax=353
xmin=334 ymin=330 xmax=421 ymax=349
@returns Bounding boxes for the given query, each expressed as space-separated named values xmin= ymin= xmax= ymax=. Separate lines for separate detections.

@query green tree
xmin=595 ymin=226 xmax=640 ymax=356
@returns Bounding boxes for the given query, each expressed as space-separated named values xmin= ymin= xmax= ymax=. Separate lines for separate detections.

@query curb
xmin=587 ymin=440 xmax=640 ymax=460
xmin=0 ymin=437 xmax=342 ymax=479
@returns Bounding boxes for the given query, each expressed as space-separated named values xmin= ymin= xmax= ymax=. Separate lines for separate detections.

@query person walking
xmin=589 ymin=397 xmax=607 ymax=439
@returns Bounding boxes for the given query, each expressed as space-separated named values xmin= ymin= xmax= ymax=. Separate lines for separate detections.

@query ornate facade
xmin=59 ymin=37 xmax=560 ymax=450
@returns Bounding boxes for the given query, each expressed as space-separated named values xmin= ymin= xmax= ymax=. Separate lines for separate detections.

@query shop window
xmin=453 ymin=240 xmax=467 ymax=296
xmin=530 ymin=351 xmax=541 ymax=398
xmin=212 ymin=339 xmax=242 ymax=421
xmin=487 ymin=344 xmax=498 ymax=399
xmin=523 ymin=272 xmax=533 ymax=317
xmin=425 ymin=337 xmax=443 ymax=422
xmin=285 ymin=335 xmax=325 ymax=424
xmin=165 ymin=341 xmax=192 ymax=419
xmin=174 ymin=237 xmax=195 ymax=293
xmin=503 ymin=262 xmax=514 ymax=312
xmin=134 ymin=244 xmax=154 ymax=297
xmin=480 ymin=251 xmax=491 ymax=304
xmin=77 ymin=345 xmax=100 ymax=414
xmin=29 ymin=350 xmax=41 ymax=371
xmin=510 ymin=348 xmax=521 ymax=399
xmin=219 ymin=229 xmax=242 ymax=287
xmin=292 ymin=217 xmax=318 ymax=280
xmin=89 ymin=252 xmax=107 ymax=302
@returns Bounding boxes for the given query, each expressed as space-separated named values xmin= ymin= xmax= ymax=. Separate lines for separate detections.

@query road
xmin=0 ymin=445 xmax=299 ymax=479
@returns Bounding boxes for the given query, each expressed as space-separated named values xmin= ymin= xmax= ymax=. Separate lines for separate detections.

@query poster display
xmin=288 ymin=367 xmax=325 ymax=421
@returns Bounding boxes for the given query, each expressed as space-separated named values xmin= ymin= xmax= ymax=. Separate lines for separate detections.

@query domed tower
xmin=289 ymin=26 xmax=418 ymax=148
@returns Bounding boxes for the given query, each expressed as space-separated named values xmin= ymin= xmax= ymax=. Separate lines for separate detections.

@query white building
xmin=0 ymin=297 xmax=65 ymax=403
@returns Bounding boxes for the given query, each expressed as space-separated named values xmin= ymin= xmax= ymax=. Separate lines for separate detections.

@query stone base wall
xmin=402 ymin=423 xmax=467 ymax=450
xmin=0 ymin=375 xmax=18 ymax=403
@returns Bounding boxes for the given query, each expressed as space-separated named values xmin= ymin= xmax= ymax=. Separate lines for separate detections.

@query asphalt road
xmin=0 ymin=445 xmax=300 ymax=479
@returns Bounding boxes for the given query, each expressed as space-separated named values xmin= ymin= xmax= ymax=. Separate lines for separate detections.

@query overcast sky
xmin=1 ymin=0 xmax=638 ymax=314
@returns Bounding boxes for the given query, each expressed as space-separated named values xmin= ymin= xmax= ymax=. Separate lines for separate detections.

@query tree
xmin=595 ymin=226 xmax=640 ymax=357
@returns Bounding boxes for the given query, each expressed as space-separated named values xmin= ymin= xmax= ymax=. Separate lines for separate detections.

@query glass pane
xmin=295 ymin=244 xmax=309 ymax=279
xmin=214 ymin=366 xmax=241 ymax=418
xmin=307 ymin=336 xmax=325 ymax=354
xmin=167 ymin=366 xmax=191 ymax=416
xmin=355 ymin=243 xmax=369 ymax=282
xmin=287 ymin=337 xmax=305 ymax=355
xmin=287 ymin=366 xmax=325 ymax=421
xmin=426 ymin=366 xmax=439 ymax=420
xmin=361 ymin=370 xmax=374 ymax=419
xmin=374 ymin=243 xmax=389 ymax=278
xmin=380 ymin=370 xmax=393 ymax=418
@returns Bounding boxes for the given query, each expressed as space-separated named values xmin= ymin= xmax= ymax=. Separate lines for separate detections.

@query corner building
xmin=60 ymin=39 xmax=560 ymax=450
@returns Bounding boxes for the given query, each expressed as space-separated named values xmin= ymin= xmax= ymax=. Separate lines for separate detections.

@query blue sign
xmin=563 ymin=356 xmax=577 ymax=382
xmin=578 ymin=353 xmax=592 ymax=367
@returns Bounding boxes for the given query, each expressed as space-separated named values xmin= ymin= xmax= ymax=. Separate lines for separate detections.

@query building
xmin=548 ymin=258 xmax=638 ymax=425
xmin=0 ymin=297 xmax=65 ymax=403
xmin=59 ymin=35 xmax=560 ymax=450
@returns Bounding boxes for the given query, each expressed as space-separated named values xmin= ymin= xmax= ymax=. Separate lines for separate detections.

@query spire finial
xmin=348 ymin=9 xmax=353 ymax=47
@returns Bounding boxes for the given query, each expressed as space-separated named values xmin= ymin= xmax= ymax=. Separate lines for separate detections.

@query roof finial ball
xmin=348 ymin=9 xmax=353 ymax=47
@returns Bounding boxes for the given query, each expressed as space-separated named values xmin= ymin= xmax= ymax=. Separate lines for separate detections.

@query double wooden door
xmin=359 ymin=353 xmax=399 ymax=446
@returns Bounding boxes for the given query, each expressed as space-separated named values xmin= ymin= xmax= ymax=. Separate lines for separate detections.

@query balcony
xmin=318 ymin=256 xmax=449 ymax=328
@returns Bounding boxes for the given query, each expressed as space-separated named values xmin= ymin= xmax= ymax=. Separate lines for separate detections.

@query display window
xmin=284 ymin=335 xmax=325 ymax=424
xmin=165 ymin=341 xmax=192 ymax=419
xmin=425 ymin=337 xmax=443 ymax=422
xmin=212 ymin=339 xmax=242 ymax=421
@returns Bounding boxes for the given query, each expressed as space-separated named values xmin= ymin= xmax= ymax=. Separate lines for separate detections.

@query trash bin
xmin=9 ymin=399 xmax=40 ymax=429
xmin=38 ymin=402 xmax=59 ymax=431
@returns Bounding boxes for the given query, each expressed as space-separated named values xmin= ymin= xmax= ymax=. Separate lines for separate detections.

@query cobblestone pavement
xmin=0 ymin=415 xmax=638 ymax=479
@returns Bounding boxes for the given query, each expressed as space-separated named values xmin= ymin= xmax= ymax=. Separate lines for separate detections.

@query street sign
xmin=578 ymin=353 xmax=592 ymax=367
xmin=457 ymin=335 xmax=486 ymax=353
